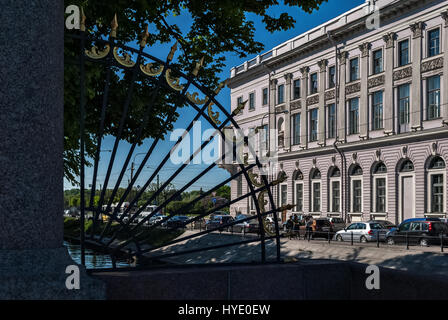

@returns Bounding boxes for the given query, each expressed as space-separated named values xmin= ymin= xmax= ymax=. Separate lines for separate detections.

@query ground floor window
xmin=312 ymin=182 xmax=321 ymax=212
xmin=295 ymin=182 xmax=303 ymax=212
xmin=331 ymin=180 xmax=341 ymax=213
xmin=375 ymin=177 xmax=386 ymax=213
xmin=430 ymin=174 xmax=444 ymax=213
xmin=351 ymin=179 xmax=362 ymax=213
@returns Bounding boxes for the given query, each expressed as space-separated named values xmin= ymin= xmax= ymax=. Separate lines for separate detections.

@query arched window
xmin=400 ymin=159 xmax=414 ymax=172
xmin=329 ymin=166 xmax=341 ymax=213
xmin=427 ymin=156 xmax=446 ymax=214
xmin=349 ymin=165 xmax=363 ymax=213
xmin=310 ymin=168 xmax=321 ymax=213
xmin=293 ymin=170 xmax=304 ymax=213
xmin=372 ymin=162 xmax=387 ymax=213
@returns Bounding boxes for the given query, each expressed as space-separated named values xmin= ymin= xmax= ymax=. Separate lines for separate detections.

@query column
xmin=269 ymin=78 xmax=277 ymax=152
xmin=284 ymin=73 xmax=293 ymax=150
xmin=0 ymin=2 xmax=104 ymax=299
xmin=359 ymin=43 xmax=370 ymax=139
xmin=383 ymin=32 xmax=396 ymax=134
xmin=337 ymin=52 xmax=348 ymax=142
xmin=318 ymin=59 xmax=327 ymax=145
xmin=410 ymin=22 xmax=424 ymax=130
xmin=299 ymin=67 xmax=309 ymax=149
xmin=442 ymin=11 xmax=448 ymax=123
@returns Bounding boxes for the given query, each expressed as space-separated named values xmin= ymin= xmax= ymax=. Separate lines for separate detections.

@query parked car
xmin=329 ymin=217 xmax=346 ymax=232
xmin=135 ymin=211 xmax=153 ymax=225
xmin=233 ymin=214 xmax=259 ymax=233
xmin=368 ymin=220 xmax=396 ymax=230
xmin=205 ymin=215 xmax=235 ymax=232
xmin=335 ymin=222 xmax=389 ymax=243
xmin=166 ymin=216 xmax=190 ymax=229
xmin=148 ymin=213 xmax=166 ymax=226
xmin=386 ymin=220 xmax=448 ymax=246
xmin=386 ymin=217 xmax=442 ymax=235
xmin=311 ymin=218 xmax=335 ymax=239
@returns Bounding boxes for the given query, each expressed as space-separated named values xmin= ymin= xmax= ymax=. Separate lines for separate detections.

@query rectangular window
xmin=427 ymin=75 xmax=441 ymax=120
xmin=237 ymin=175 xmax=242 ymax=197
xmin=293 ymin=79 xmax=301 ymax=100
xmin=260 ymin=124 xmax=268 ymax=153
xmin=349 ymin=98 xmax=359 ymax=135
xmin=236 ymin=97 xmax=243 ymax=115
xmin=352 ymin=180 xmax=362 ymax=213
xmin=327 ymin=104 xmax=336 ymax=139
xmin=398 ymin=84 xmax=410 ymax=126
xmin=277 ymin=84 xmax=285 ymax=105
xmin=350 ymin=58 xmax=359 ymax=82
xmin=309 ymin=109 xmax=318 ymax=142
xmin=375 ymin=178 xmax=386 ymax=213
xmin=329 ymin=66 xmax=336 ymax=89
xmin=292 ymin=113 xmax=301 ymax=146
xmin=428 ymin=29 xmax=440 ymax=57
xmin=372 ymin=91 xmax=384 ymax=130
xmin=310 ymin=73 xmax=318 ymax=94
xmin=312 ymin=182 xmax=321 ymax=212
xmin=431 ymin=174 xmax=444 ymax=213
xmin=262 ymin=88 xmax=268 ymax=106
xmin=281 ymin=184 xmax=288 ymax=207
xmin=399 ymin=40 xmax=409 ymax=66
xmin=295 ymin=183 xmax=303 ymax=212
xmin=249 ymin=92 xmax=255 ymax=110
xmin=373 ymin=49 xmax=383 ymax=74
xmin=332 ymin=180 xmax=341 ymax=213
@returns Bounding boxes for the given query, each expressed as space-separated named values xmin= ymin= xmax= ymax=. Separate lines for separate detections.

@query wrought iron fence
xmin=65 ymin=12 xmax=291 ymax=271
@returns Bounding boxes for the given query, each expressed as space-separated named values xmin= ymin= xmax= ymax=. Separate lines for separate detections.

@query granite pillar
xmin=0 ymin=1 xmax=104 ymax=299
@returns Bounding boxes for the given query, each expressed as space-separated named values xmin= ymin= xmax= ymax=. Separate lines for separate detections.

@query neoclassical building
xmin=227 ymin=0 xmax=448 ymax=224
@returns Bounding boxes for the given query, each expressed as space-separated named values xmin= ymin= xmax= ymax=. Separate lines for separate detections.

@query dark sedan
xmin=205 ymin=215 xmax=235 ymax=232
xmin=166 ymin=216 xmax=190 ymax=229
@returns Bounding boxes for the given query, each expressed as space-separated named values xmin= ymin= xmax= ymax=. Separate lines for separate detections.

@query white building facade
xmin=227 ymin=0 xmax=448 ymax=224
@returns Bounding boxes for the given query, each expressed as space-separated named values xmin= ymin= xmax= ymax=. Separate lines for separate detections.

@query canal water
xmin=64 ymin=241 xmax=132 ymax=269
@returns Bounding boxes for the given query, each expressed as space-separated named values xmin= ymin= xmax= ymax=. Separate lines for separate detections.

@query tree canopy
xmin=64 ymin=0 xmax=327 ymax=184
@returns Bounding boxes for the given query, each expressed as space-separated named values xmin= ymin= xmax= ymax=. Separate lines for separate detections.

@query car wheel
xmin=386 ymin=237 xmax=395 ymax=245
xmin=420 ymin=238 xmax=429 ymax=247
xmin=360 ymin=236 xmax=367 ymax=243
xmin=336 ymin=235 xmax=343 ymax=242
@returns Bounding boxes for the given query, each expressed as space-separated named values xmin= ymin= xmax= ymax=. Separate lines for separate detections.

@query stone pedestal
xmin=0 ymin=1 xmax=105 ymax=299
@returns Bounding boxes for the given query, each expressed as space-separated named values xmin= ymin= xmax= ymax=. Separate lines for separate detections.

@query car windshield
xmin=236 ymin=215 xmax=250 ymax=221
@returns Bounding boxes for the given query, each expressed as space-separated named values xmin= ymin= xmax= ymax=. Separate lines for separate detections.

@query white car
xmin=334 ymin=222 xmax=388 ymax=243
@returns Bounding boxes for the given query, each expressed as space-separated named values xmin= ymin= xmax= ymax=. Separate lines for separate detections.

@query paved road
xmin=146 ymin=230 xmax=448 ymax=277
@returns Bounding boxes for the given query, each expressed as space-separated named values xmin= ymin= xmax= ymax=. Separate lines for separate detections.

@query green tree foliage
xmin=64 ymin=0 xmax=327 ymax=184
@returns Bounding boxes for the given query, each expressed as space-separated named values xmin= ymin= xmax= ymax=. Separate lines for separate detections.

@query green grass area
xmin=64 ymin=217 xmax=184 ymax=247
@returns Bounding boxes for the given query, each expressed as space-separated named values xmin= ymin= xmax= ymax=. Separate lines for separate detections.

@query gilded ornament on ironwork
xmin=248 ymin=171 xmax=263 ymax=188
xmin=186 ymin=92 xmax=207 ymax=105
xmin=113 ymin=47 xmax=136 ymax=67
xmin=140 ymin=63 xmax=164 ymax=77
xmin=167 ymin=41 xmax=178 ymax=62
xmin=85 ymin=45 xmax=111 ymax=60
xmin=140 ymin=25 xmax=149 ymax=48
xmin=272 ymin=173 xmax=288 ymax=186
xmin=232 ymin=100 xmax=247 ymax=116
xmin=192 ymin=57 xmax=205 ymax=77
xmin=165 ymin=69 xmax=185 ymax=91
xmin=207 ymin=103 xmax=221 ymax=125
xmin=110 ymin=13 xmax=118 ymax=38
xmin=80 ymin=7 xmax=86 ymax=32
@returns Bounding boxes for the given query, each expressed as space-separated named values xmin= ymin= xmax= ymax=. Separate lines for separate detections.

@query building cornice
xmin=228 ymin=0 xmax=440 ymax=88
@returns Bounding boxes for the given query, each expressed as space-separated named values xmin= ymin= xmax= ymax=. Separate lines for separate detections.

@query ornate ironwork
xmin=65 ymin=15 xmax=283 ymax=271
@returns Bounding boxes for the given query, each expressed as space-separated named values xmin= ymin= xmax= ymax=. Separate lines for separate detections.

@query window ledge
xmin=424 ymin=213 xmax=447 ymax=217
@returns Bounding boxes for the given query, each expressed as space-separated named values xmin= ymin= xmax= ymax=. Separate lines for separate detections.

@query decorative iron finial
xmin=215 ymin=79 xmax=229 ymax=95
xmin=192 ymin=57 xmax=205 ymax=77
xmin=140 ymin=24 xmax=149 ymax=48
xmin=111 ymin=13 xmax=118 ymax=38
xmin=167 ymin=41 xmax=178 ymax=62
xmin=80 ymin=7 xmax=86 ymax=32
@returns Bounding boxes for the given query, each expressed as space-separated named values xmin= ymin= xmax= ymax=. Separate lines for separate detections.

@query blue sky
xmin=65 ymin=0 xmax=364 ymax=193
